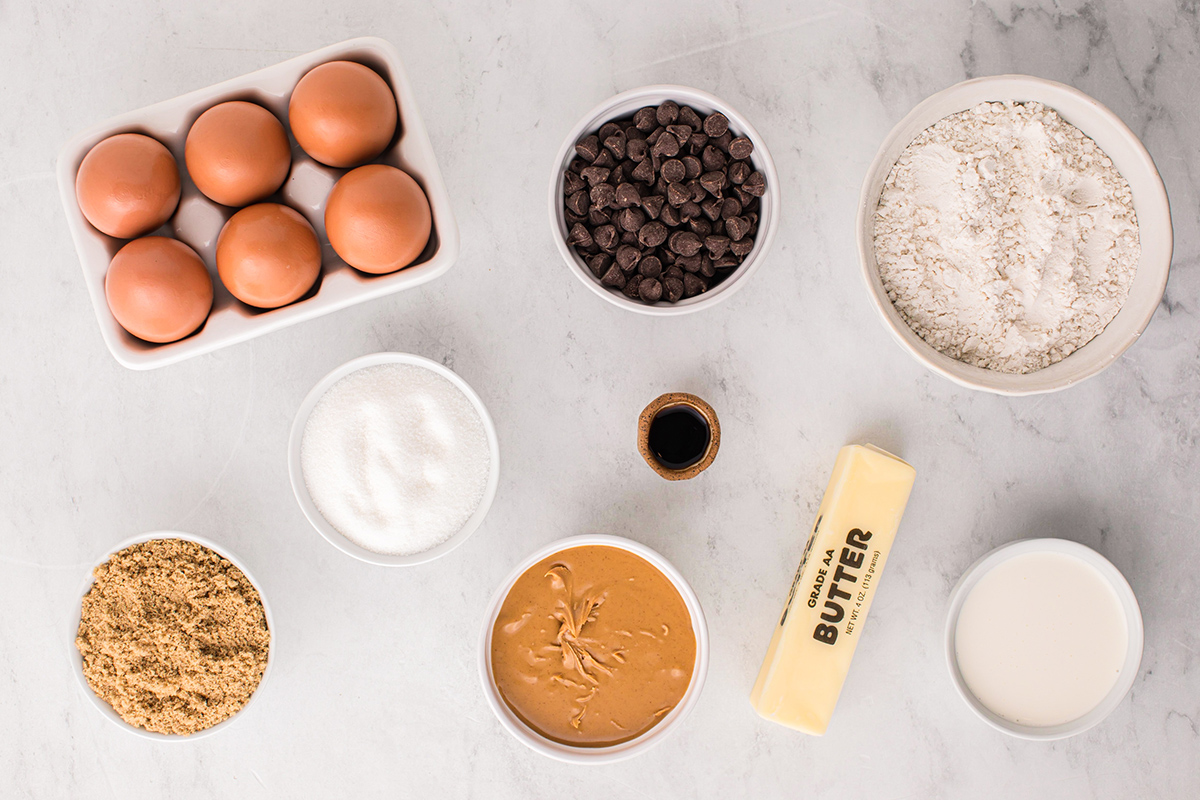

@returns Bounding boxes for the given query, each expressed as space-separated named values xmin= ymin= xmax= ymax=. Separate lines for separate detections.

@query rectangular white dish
xmin=56 ymin=36 xmax=459 ymax=370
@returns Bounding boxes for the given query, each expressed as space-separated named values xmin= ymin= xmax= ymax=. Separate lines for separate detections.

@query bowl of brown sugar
xmin=70 ymin=532 xmax=273 ymax=739
xmin=479 ymin=534 xmax=709 ymax=763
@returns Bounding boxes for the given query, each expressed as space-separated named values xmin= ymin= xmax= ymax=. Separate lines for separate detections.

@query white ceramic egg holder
xmin=56 ymin=37 xmax=459 ymax=370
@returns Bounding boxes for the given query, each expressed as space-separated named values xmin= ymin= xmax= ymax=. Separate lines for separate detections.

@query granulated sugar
xmin=301 ymin=363 xmax=491 ymax=556
xmin=874 ymin=101 xmax=1140 ymax=374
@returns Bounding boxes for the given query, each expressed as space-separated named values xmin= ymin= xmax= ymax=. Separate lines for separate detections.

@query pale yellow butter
xmin=750 ymin=444 xmax=915 ymax=735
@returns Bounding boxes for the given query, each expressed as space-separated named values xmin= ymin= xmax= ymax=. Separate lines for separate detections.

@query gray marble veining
xmin=1 ymin=0 xmax=1197 ymax=797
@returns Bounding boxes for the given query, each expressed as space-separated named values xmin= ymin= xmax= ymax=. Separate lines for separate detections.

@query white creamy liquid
xmin=954 ymin=551 xmax=1128 ymax=727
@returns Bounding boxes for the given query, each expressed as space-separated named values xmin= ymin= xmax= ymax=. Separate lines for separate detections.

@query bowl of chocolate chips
xmin=551 ymin=86 xmax=779 ymax=314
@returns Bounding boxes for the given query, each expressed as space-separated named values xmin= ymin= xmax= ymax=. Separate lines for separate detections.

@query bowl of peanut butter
xmin=479 ymin=534 xmax=709 ymax=763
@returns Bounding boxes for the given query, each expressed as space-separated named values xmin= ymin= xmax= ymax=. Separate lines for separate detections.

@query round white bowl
xmin=478 ymin=534 xmax=710 ymax=763
xmin=857 ymin=75 xmax=1173 ymax=395
xmin=944 ymin=538 xmax=1143 ymax=740
xmin=288 ymin=352 xmax=500 ymax=567
xmin=70 ymin=530 xmax=275 ymax=741
xmin=551 ymin=85 xmax=781 ymax=315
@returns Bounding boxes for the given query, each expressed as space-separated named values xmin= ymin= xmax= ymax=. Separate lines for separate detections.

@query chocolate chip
xmin=701 ymin=145 xmax=727 ymax=172
xmin=565 ymin=189 xmax=590 ymax=216
xmin=726 ymin=215 xmax=752 ymax=241
xmin=630 ymin=158 xmax=655 ymax=183
xmin=614 ymin=183 xmax=641 ymax=209
xmin=703 ymin=112 xmax=729 ymax=137
xmin=569 ymin=157 xmax=587 ymax=174
xmin=686 ymin=214 xmax=710 ymax=236
xmin=667 ymin=182 xmax=690 ymax=207
xmin=713 ymin=253 xmax=739 ymax=269
xmin=642 ymin=194 xmax=665 ymax=219
xmin=661 ymin=158 xmax=686 ymax=184
xmin=712 ymin=130 xmax=733 ymax=153
xmin=567 ymin=223 xmax=592 ymax=247
xmin=727 ymin=160 xmax=751 ymax=185
xmin=627 ymin=138 xmax=650 ymax=162
xmin=701 ymin=198 xmax=723 ymax=221
xmin=669 ymin=230 xmax=703 ymax=257
xmin=679 ymin=200 xmax=701 ymax=221
xmin=580 ymin=166 xmax=610 ymax=187
xmin=622 ymin=274 xmax=642 ymax=299
xmin=620 ymin=230 xmax=639 ymax=246
xmin=564 ymin=170 xmax=586 ymax=196
xmin=664 ymin=264 xmax=684 ymax=280
xmin=688 ymin=132 xmax=709 ymax=156
xmin=615 ymin=245 xmax=641 ymax=272
xmin=689 ymin=180 xmax=707 ymax=203
xmin=638 ymin=221 xmax=668 ymax=248
xmin=587 ymin=207 xmax=610 ymax=226
xmin=720 ymin=197 xmax=742 ymax=219
xmin=663 ymin=276 xmax=684 ymax=302
xmin=600 ymin=262 xmax=626 ymax=288
xmin=604 ymin=132 xmax=627 ymax=159
xmin=656 ymin=101 xmax=679 ymax=126
xmin=676 ymin=254 xmax=701 ymax=272
xmin=729 ymin=137 xmax=754 ymax=160
xmin=699 ymin=255 xmax=716 ymax=277
xmin=659 ymin=203 xmax=681 ymax=227
xmin=704 ymin=235 xmax=730 ymax=257
xmin=564 ymin=211 xmax=585 ymax=226
xmin=616 ymin=207 xmax=646 ymax=232
xmin=652 ymin=133 xmax=680 ymax=158
xmin=678 ymin=106 xmax=703 ymax=131
xmin=741 ymin=170 xmax=766 ymax=197
xmin=666 ymin=124 xmax=692 ymax=146
xmin=634 ymin=107 xmax=657 ymax=131
xmin=638 ymin=255 xmax=662 ymax=279
xmin=590 ymin=182 xmax=616 ymax=209
xmin=625 ymin=125 xmax=645 ymax=141
xmin=639 ymin=277 xmax=663 ymax=303
xmin=594 ymin=224 xmax=618 ymax=251
xmin=683 ymin=272 xmax=706 ymax=297
xmin=661 ymin=249 xmax=675 ymax=265
xmin=592 ymin=149 xmax=615 ymax=168
xmin=700 ymin=171 xmax=726 ymax=198
xmin=576 ymin=135 xmax=601 ymax=162
xmin=586 ymin=253 xmax=610 ymax=278
xmin=730 ymin=236 xmax=754 ymax=257
xmin=734 ymin=185 xmax=755 ymax=206
xmin=598 ymin=122 xmax=621 ymax=141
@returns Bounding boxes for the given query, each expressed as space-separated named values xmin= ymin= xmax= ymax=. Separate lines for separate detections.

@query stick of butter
xmin=750 ymin=444 xmax=916 ymax=735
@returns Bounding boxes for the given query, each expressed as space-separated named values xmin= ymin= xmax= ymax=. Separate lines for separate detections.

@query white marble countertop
xmin=2 ymin=1 xmax=1197 ymax=796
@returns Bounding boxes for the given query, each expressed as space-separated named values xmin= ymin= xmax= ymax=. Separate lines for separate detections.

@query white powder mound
xmin=874 ymin=101 xmax=1140 ymax=374
xmin=301 ymin=363 xmax=491 ymax=556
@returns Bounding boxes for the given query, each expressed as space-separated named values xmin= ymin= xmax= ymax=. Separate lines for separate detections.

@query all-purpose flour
xmin=874 ymin=101 xmax=1140 ymax=374
xmin=301 ymin=363 xmax=491 ymax=556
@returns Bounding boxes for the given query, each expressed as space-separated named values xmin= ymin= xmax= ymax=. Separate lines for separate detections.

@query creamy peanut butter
xmin=490 ymin=545 xmax=696 ymax=746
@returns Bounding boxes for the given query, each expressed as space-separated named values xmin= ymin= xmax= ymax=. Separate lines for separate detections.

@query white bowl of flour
xmin=857 ymin=75 xmax=1172 ymax=394
xmin=288 ymin=352 xmax=500 ymax=566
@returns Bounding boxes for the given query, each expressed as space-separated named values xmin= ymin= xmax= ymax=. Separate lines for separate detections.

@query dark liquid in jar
xmin=648 ymin=405 xmax=710 ymax=470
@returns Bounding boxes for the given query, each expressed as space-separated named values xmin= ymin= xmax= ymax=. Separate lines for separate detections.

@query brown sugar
xmin=75 ymin=539 xmax=270 ymax=736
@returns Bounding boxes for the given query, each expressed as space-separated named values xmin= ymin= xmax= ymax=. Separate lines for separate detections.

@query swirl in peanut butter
xmin=490 ymin=545 xmax=696 ymax=746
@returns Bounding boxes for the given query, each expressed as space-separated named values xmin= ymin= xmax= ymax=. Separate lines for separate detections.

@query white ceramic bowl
xmin=70 ymin=531 xmax=275 ymax=741
xmin=944 ymin=538 xmax=1143 ymax=740
xmin=550 ymin=85 xmax=781 ymax=315
xmin=857 ymin=75 xmax=1172 ymax=395
xmin=288 ymin=352 xmax=500 ymax=567
xmin=478 ymin=534 xmax=709 ymax=763
xmin=56 ymin=37 xmax=459 ymax=370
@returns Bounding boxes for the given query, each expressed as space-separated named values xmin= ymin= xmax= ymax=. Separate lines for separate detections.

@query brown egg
xmin=325 ymin=165 xmax=431 ymax=275
xmin=185 ymin=101 xmax=292 ymax=207
xmin=76 ymin=133 xmax=181 ymax=239
xmin=105 ymin=237 xmax=213 ymax=343
xmin=288 ymin=61 xmax=397 ymax=168
xmin=216 ymin=203 xmax=321 ymax=308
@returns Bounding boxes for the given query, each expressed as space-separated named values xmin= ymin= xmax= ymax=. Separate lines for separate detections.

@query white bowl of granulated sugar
xmin=857 ymin=75 xmax=1172 ymax=395
xmin=288 ymin=352 xmax=500 ymax=566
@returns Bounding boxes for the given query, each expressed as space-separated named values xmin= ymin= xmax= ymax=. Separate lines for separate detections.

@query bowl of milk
xmin=945 ymin=538 xmax=1143 ymax=740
